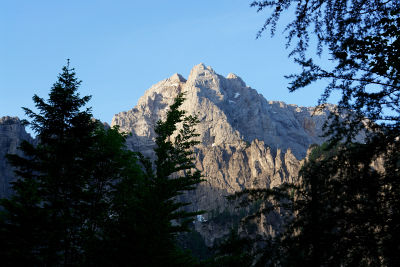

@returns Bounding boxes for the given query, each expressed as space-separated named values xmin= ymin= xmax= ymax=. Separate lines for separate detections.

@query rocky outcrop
xmin=112 ymin=64 xmax=333 ymax=160
xmin=0 ymin=116 xmax=32 ymax=199
xmin=112 ymin=63 xmax=330 ymax=207
xmin=0 ymin=64 xmax=333 ymax=246
xmin=111 ymin=64 xmax=334 ymax=244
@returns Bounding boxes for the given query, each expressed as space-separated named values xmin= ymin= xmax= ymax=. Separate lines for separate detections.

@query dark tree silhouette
xmin=251 ymin=0 xmax=399 ymax=142
xmin=226 ymin=1 xmax=400 ymax=266
xmin=0 ymin=62 xmax=110 ymax=265
xmin=92 ymin=93 xmax=204 ymax=267
xmin=0 ymin=64 xmax=204 ymax=266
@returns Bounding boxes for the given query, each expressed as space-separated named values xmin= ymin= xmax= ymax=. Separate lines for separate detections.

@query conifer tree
xmin=0 ymin=62 xmax=144 ymax=265
xmin=0 ymin=63 xmax=203 ymax=266
xmin=227 ymin=1 xmax=400 ymax=265
xmin=93 ymin=93 xmax=203 ymax=267
xmin=0 ymin=61 xmax=96 ymax=265
xmin=149 ymin=93 xmax=203 ymax=265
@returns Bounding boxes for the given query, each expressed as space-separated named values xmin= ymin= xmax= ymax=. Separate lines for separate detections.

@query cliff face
xmin=0 ymin=116 xmax=32 ymax=199
xmin=111 ymin=64 xmax=334 ymax=245
xmin=0 ymin=64 xmax=333 ymax=245
xmin=112 ymin=64 xmax=332 ymax=161
xmin=111 ymin=64 xmax=332 ymax=235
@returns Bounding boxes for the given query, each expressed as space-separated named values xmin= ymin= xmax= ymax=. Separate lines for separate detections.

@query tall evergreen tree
xmin=0 ymin=61 xmax=96 ymax=265
xmin=0 ymin=63 xmax=204 ymax=266
xmin=149 ymin=93 xmax=203 ymax=265
xmin=0 ymin=62 xmax=144 ymax=265
xmin=80 ymin=125 xmax=146 ymax=266
xmin=93 ymin=93 xmax=203 ymax=267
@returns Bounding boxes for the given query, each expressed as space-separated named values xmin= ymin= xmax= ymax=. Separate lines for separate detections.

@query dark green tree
xmin=204 ymin=230 xmax=253 ymax=267
xmin=0 ymin=63 xmax=204 ymax=266
xmin=251 ymin=0 xmax=399 ymax=142
xmin=86 ymin=93 xmax=204 ymax=267
xmin=231 ymin=140 xmax=400 ymax=266
xmin=227 ymin=1 xmax=400 ymax=266
xmin=79 ymin=125 xmax=146 ymax=266
xmin=242 ymin=143 xmax=386 ymax=266
xmin=0 ymin=62 xmax=144 ymax=266
xmin=145 ymin=93 xmax=203 ymax=266
xmin=0 ymin=62 xmax=97 ymax=265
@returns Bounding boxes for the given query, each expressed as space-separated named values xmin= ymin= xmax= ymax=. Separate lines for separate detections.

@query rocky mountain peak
xmin=168 ymin=73 xmax=187 ymax=83
xmin=226 ymin=73 xmax=246 ymax=87
xmin=109 ymin=64 xmax=334 ymax=227
xmin=188 ymin=63 xmax=215 ymax=78
xmin=112 ymin=63 xmax=332 ymax=159
xmin=0 ymin=116 xmax=21 ymax=125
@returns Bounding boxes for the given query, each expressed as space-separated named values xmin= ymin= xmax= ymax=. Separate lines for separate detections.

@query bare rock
xmin=111 ymin=63 xmax=334 ymax=244
xmin=0 ymin=116 xmax=33 ymax=199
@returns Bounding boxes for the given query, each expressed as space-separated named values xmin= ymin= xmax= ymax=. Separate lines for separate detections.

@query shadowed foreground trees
xmin=90 ymin=93 xmax=203 ymax=267
xmin=251 ymin=0 xmax=399 ymax=139
xmin=223 ymin=1 xmax=400 ymax=266
xmin=0 ymin=63 xmax=203 ymax=266
xmin=233 ymin=140 xmax=399 ymax=266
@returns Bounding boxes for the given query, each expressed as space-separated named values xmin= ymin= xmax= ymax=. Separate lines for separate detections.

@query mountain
xmin=0 ymin=63 xmax=333 ymax=246
xmin=112 ymin=63 xmax=331 ymax=198
xmin=112 ymin=63 xmax=332 ymax=159
xmin=111 ymin=63 xmax=333 ymax=244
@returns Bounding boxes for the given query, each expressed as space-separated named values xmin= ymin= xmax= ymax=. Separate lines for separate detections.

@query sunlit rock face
xmin=0 ymin=116 xmax=33 ymax=199
xmin=111 ymin=64 xmax=332 ymax=222
xmin=112 ymin=63 xmax=332 ymax=159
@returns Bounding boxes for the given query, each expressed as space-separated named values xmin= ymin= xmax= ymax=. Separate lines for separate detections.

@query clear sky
xmin=1 ymin=0 xmax=335 ymax=131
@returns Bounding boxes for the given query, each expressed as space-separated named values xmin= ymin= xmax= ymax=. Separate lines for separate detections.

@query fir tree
xmin=0 ymin=61 xmax=97 ymax=265
xmin=0 ymin=63 xmax=203 ymax=266
xmin=98 ymin=93 xmax=203 ymax=266
xmin=0 ymin=62 xmax=144 ymax=265
xmin=81 ymin=93 xmax=203 ymax=267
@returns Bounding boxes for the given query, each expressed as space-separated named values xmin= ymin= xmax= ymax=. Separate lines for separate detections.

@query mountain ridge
xmin=0 ymin=63 xmax=334 ymax=245
xmin=109 ymin=64 xmax=334 ymax=244
xmin=112 ymin=63 xmax=333 ymax=159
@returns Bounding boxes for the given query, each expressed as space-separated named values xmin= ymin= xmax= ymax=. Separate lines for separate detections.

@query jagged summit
xmin=226 ymin=73 xmax=246 ymax=87
xmin=168 ymin=73 xmax=186 ymax=83
xmin=112 ymin=63 xmax=331 ymax=159
xmin=187 ymin=63 xmax=218 ymax=84
xmin=0 ymin=116 xmax=21 ymax=125
xmin=110 ymin=62 xmax=328 ymax=238
xmin=0 ymin=65 xmax=334 ymax=245
xmin=190 ymin=62 xmax=215 ymax=73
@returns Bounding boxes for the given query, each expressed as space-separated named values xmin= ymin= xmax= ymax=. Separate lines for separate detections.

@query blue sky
xmin=1 ymin=0 xmax=335 ymax=130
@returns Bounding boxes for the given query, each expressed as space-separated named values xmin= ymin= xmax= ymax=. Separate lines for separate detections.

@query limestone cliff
xmin=111 ymin=64 xmax=334 ymax=244
xmin=112 ymin=63 xmax=332 ymax=160
xmin=0 ymin=64 xmax=334 ymax=246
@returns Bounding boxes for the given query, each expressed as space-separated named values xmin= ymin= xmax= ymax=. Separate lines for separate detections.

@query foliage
xmin=232 ymin=140 xmax=399 ymax=266
xmin=204 ymin=230 xmax=253 ymax=267
xmin=176 ymin=228 xmax=211 ymax=261
xmin=251 ymin=0 xmax=399 ymax=143
xmin=226 ymin=0 xmax=400 ymax=266
xmin=0 ymin=62 xmax=105 ymax=265
xmin=0 ymin=64 xmax=203 ymax=266
xmin=152 ymin=92 xmax=203 ymax=236
xmin=101 ymin=92 xmax=203 ymax=267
